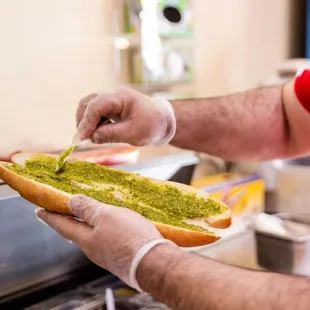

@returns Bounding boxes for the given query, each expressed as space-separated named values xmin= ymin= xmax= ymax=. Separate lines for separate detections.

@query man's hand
xmin=35 ymin=194 xmax=163 ymax=288
xmin=75 ymin=88 xmax=176 ymax=146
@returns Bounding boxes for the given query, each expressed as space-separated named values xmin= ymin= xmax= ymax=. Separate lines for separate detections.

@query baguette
xmin=0 ymin=152 xmax=232 ymax=247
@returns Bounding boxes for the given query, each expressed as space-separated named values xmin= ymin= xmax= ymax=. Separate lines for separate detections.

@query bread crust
xmin=0 ymin=153 xmax=232 ymax=247
xmin=0 ymin=163 xmax=73 ymax=215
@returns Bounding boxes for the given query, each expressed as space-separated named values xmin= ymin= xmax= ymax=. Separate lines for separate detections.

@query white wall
xmin=0 ymin=0 xmax=116 ymax=158
xmin=194 ymin=0 xmax=304 ymax=97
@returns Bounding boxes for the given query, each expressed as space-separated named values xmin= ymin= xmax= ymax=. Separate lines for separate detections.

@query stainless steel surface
xmin=254 ymin=213 xmax=310 ymax=276
xmin=26 ymin=274 xmax=169 ymax=310
xmin=116 ymin=152 xmax=199 ymax=182
xmin=0 ymin=196 xmax=88 ymax=299
xmin=0 ymin=184 xmax=18 ymax=198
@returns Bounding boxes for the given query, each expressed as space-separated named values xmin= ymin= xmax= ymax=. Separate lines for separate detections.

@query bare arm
xmin=171 ymin=82 xmax=310 ymax=161
xmin=76 ymin=81 xmax=310 ymax=160
xmin=137 ymin=243 xmax=310 ymax=310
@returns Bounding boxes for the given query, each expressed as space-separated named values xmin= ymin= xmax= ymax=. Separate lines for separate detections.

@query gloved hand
xmin=35 ymin=195 xmax=174 ymax=291
xmin=75 ymin=87 xmax=176 ymax=146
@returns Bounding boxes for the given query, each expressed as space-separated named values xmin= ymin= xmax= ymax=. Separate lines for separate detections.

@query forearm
xmin=137 ymin=244 xmax=310 ymax=310
xmin=170 ymin=84 xmax=310 ymax=161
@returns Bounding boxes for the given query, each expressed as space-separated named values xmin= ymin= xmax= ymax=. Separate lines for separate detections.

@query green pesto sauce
xmin=7 ymin=155 xmax=227 ymax=233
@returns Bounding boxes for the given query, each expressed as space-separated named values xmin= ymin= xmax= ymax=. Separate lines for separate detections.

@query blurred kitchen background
xmin=0 ymin=0 xmax=306 ymax=156
xmin=2 ymin=1 xmax=310 ymax=309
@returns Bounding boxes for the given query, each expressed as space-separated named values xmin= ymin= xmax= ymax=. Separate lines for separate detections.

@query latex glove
xmin=75 ymin=87 xmax=176 ymax=146
xmin=35 ymin=195 xmax=173 ymax=291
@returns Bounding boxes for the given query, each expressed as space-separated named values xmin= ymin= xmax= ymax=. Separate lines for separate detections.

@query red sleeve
xmin=294 ymin=69 xmax=310 ymax=114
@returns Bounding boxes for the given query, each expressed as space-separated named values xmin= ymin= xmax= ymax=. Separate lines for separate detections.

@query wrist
xmin=151 ymin=97 xmax=176 ymax=146
xmin=136 ymin=242 xmax=181 ymax=292
xmin=169 ymin=99 xmax=189 ymax=145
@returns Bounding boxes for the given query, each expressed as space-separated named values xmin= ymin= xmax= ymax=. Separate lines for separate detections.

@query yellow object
xmin=191 ymin=173 xmax=265 ymax=218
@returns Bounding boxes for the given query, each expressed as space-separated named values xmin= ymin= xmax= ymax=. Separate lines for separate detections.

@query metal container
xmin=254 ymin=213 xmax=310 ymax=276
xmin=275 ymin=157 xmax=310 ymax=215
xmin=259 ymin=156 xmax=310 ymax=214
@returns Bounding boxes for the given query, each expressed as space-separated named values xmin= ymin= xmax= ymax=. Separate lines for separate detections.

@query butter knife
xmin=55 ymin=118 xmax=111 ymax=172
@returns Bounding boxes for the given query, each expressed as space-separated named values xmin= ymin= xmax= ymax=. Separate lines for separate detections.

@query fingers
xmin=68 ymin=194 xmax=110 ymax=227
xmin=91 ymin=122 xmax=131 ymax=144
xmin=76 ymin=93 xmax=98 ymax=127
xmin=35 ymin=208 xmax=92 ymax=245
xmin=78 ymin=93 xmax=124 ymax=140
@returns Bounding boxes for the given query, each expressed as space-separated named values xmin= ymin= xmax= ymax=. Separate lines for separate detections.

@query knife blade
xmin=55 ymin=118 xmax=112 ymax=173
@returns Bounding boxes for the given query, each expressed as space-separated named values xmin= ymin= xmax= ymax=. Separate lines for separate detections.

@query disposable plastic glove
xmin=35 ymin=195 xmax=174 ymax=291
xmin=75 ymin=87 xmax=176 ymax=146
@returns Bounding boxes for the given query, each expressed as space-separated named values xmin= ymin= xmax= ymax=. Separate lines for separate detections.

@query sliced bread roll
xmin=0 ymin=152 xmax=232 ymax=247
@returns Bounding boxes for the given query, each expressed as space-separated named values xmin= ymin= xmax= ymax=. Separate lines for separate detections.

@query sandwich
xmin=0 ymin=153 xmax=232 ymax=247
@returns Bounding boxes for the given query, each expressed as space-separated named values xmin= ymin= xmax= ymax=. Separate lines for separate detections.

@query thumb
xmin=68 ymin=194 xmax=110 ymax=227
xmin=78 ymin=93 xmax=123 ymax=141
